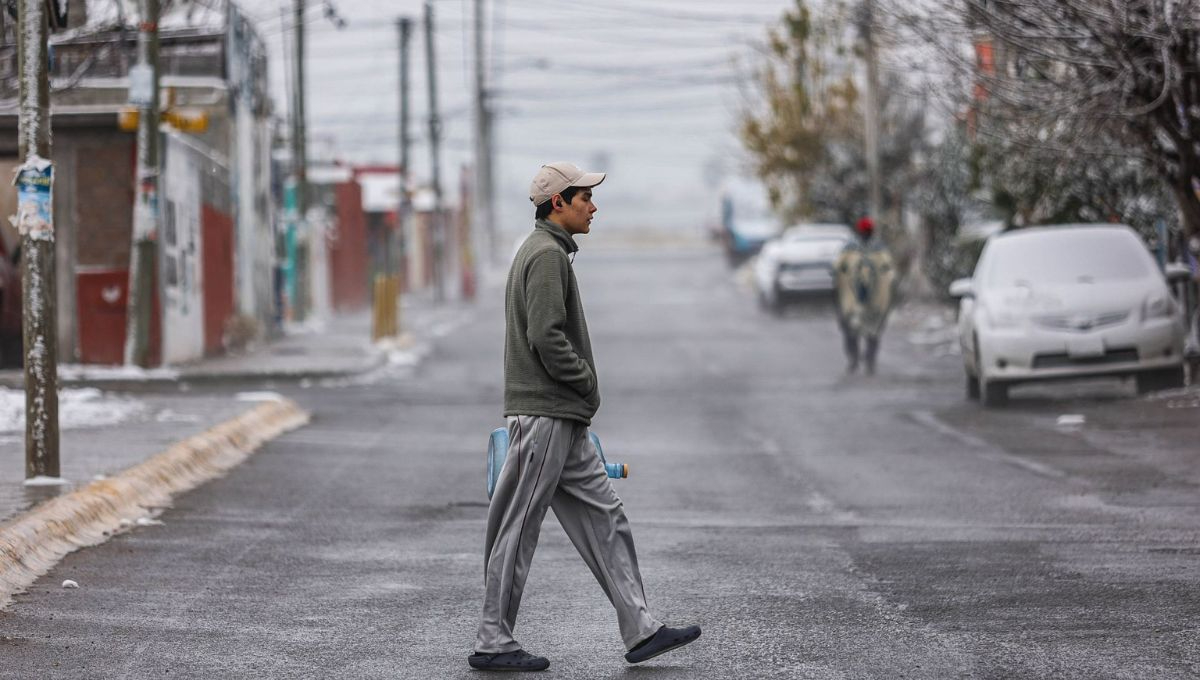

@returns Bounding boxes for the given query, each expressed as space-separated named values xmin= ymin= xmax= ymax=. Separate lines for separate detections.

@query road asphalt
xmin=0 ymin=245 xmax=1196 ymax=679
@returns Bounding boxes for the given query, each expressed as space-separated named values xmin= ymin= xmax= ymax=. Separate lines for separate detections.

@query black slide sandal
xmin=624 ymin=625 xmax=702 ymax=664
xmin=468 ymin=649 xmax=550 ymax=672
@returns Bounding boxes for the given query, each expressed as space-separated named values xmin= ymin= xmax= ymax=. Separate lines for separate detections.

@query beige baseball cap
xmin=529 ymin=162 xmax=606 ymax=206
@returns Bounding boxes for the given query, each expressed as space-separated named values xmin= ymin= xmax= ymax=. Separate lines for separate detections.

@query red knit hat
xmin=856 ymin=216 xmax=875 ymax=235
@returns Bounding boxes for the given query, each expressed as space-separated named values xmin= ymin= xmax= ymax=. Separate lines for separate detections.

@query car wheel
xmin=980 ymin=379 xmax=1008 ymax=407
xmin=974 ymin=333 xmax=1006 ymax=407
xmin=1135 ymin=367 xmax=1186 ymax=394
xmin=966 ymin=373 xmax=980 ymax=400
xmin=767 ymin=283 xmax=783 ymax=315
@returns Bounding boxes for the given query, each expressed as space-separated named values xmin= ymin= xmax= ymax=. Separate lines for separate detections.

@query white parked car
xmin=754 ymin=224 xmax=852 ymax=312
xmin=950 ymin=225 xmax=1186 ymax=406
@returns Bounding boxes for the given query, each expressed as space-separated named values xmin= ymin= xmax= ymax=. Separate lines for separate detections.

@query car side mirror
xmin=1164 ymin=262 xmax=1192 ymax=284
xmin=949 ymin=278 xmax=974 ymax=298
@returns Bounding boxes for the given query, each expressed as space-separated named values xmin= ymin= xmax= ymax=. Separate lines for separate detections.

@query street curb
xmin=175 ymin=352 xmax=388 ymax=383
xmin=0 ymin=397 xmax=311 ymax=610
xmin=0 ymin=355 xmax=388 ymax=390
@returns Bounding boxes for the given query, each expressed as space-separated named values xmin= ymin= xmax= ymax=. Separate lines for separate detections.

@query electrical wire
xmin=254 ymin=0 xmax=792 ymax=172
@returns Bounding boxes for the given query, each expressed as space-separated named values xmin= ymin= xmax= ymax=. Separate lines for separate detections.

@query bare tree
xmin=896 ymin=0 xmax=1200 ymax=237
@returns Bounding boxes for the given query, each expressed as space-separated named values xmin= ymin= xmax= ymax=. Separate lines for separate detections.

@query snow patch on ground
xmin=155 ymin=409 xmax=202 ymax=423
xmin=58 ymin=364 xmax=180 ymax=381
xmin=283 ymin=317 xmax=330 ymax=336
xmin=235 ymin=391 xmax=285 ymax=403
xmin=897 ymin=303 xmax=961 ymax=357
xmin=0 ymin=387 xmax=147 ymax=433
xmin=1056 ymin=414 xmax=1086 ymax=429
xmin=374 ymin=334 xmax=425 ymax=369
xmin=1143 ymin=384 xmax=1200 ymax=409
xmin=385 ymin=349 xmax=422 ymax=368
xmin=23 ymin=475 xmax=67 ymax=487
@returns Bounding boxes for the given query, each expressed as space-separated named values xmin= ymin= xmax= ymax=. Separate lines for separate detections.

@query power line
xmin=500 ymin=0 xmax=780 ymax=24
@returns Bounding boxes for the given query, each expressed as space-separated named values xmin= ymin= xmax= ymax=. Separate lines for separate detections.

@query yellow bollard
xmin=372 ymin=274 xmax=402 ymax=341
xmin=371 ymin=274 xmax=385 ymax=342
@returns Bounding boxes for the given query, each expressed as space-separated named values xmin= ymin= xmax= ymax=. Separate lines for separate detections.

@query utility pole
xmin=399 ymin=18 xmax=412 ymax=203
xmin=291 ymin=0 xmax=310 ymax=321
xmin=862 ymin=0 xmax=883 ymax=226
xmin=398 ymin=16 xmax=412 ymax=290
xmin=372 ymin=16 xmax=415 ymax=342
xmin=16 ymin=0 xmax=59 ymax=479
xmin=124 ymin=0 xmax=160 ymax=368
xmin=472 ymin=0 xmax=495 ymax=264
xmin=424 ymin=0 xmax=445 ymax=302
xmin=397 ymin=17 xmax=414 ymax=326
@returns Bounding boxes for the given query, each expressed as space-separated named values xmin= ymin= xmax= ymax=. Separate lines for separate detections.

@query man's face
xmin=552 ymin=188 xmax=596 ymax=235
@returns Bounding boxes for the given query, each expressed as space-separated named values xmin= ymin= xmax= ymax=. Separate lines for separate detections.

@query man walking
xmin=834 ymin=216 xmax=896 ymax=375
xmin=469 ymin=162 xmax=701 ymax=672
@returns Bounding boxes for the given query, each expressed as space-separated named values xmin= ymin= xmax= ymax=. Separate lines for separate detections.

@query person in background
xmin=834 ymin=216 xmax=896 ymax=375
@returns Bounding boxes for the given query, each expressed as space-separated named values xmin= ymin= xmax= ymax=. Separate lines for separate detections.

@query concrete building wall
xmin=160 ymin=134 xmax=207 ymax=364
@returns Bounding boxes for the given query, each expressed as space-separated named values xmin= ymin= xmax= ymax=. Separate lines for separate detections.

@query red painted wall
xmin=77 ymin=269 xmax=161 ymax=366
xmin=201 ymin=204 xmax=235 ymax=356
xmin=330 ymin=181 xmax=369 ymax=311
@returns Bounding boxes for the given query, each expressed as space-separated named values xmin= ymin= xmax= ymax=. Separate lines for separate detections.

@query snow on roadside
xmin=1141 ymin=383 xmax=1200 ymax=409
xmin=57 ymin=364 xmax=179 ymax=381
xmin=235 ymin=391 xmax=285 ymax=403
xmin=896 ymin=303 xmax=961 ymax=357
xmin=0 ymin=387 xmax=147 ymax=433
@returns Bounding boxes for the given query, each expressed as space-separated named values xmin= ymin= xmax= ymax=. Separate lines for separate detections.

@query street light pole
xmin=16 ymin=0 xmax=60 ymax=479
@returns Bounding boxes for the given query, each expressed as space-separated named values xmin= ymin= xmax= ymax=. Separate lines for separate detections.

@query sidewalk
xmin=0 ymin=290 xmax=482 ymax=607
xmin=0 ymin=291 xmax=473 ymax=388
xmin=0 ymin=391 xmax=281 ymax=523
xmin=0 ymin=291 xmax=483 ymax=517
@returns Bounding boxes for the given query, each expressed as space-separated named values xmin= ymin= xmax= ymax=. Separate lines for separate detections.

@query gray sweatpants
xmin=475 ymin=415 xmax=662 ymax=654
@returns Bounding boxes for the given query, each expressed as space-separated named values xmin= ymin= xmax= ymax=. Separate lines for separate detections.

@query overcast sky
xmin=238 ymin=0 xmax=794 ymax=235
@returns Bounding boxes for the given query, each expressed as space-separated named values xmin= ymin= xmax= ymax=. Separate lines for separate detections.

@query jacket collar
xmin=535 ymin=218 xmax=579 ymax=254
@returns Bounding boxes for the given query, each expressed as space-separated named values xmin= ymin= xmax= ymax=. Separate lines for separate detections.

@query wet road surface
xmin=1 ymin=245 xmax=1197 ymax=679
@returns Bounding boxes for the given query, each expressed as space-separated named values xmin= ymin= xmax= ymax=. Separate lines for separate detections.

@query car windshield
xmin=785 ymin=232 xmax=847 ymax=243
xmin=736 ymin=219 xmax=779 ymax=238
xmin=985 ymin=229 xmax=1153 ymax=286
xmin=784 ymin=238 xmax=846 ymax=252
xmin=783 ymin=226 xmax=850 ymax=241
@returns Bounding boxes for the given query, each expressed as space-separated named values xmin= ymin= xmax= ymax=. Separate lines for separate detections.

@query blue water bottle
xmin=589 ymin=432 xmax=630 ymax=481
xmin=487 ymin=428 xmax=627 ymax=500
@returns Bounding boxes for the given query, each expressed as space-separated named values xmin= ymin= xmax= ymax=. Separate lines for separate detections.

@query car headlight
xmin=1142 ymin=293 xmax=1175 ymax=320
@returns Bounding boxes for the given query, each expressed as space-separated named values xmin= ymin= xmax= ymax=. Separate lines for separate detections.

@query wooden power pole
xmin=862 ymin=0 xmax=883 ymax=225
xmin=398 ymin=17 xmax=412 ymax=200
xmin=124 ymin=0 xmax=160 ymax=367
xmin=15 ymin=0 xmax=60 ymax=479
xmin=396 ymin=16 xmax=414 ymax=327
xmin=423 ymin=0 xmax=446 ymax=303
xmin=472 ymin=0 xmax=495 ymax=264
xmin=291 ymin=0 xmax=310 ymax=321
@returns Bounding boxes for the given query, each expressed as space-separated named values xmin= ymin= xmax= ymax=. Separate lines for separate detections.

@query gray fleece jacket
xmin=503 ymin=219 xmax=600 ymax=425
